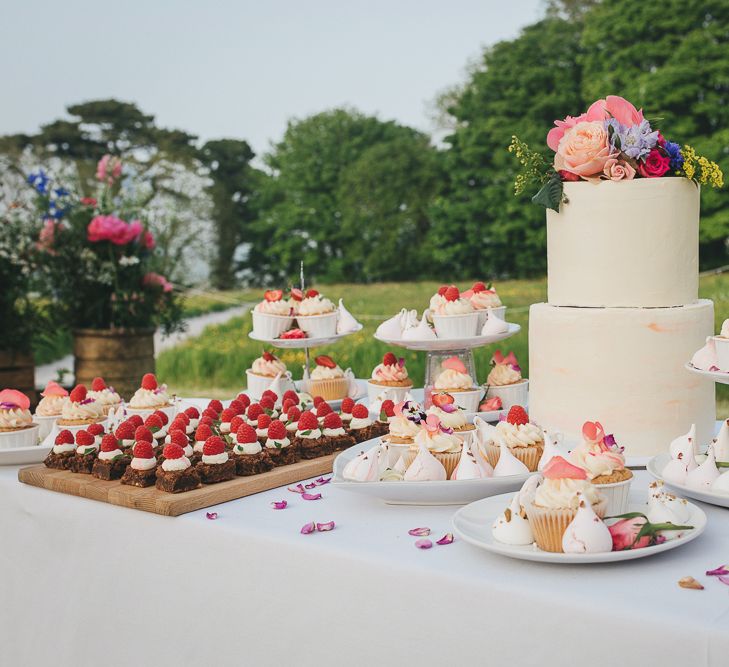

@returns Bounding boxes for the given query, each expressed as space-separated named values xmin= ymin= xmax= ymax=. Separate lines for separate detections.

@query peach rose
xmin=554 ymin=121 xmax=614 ymax=180
xmin=602 ymin=157 xmax=636 ymax=181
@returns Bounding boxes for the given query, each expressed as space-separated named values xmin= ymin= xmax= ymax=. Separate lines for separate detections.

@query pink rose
xmin=638 ymin=149 xmax=670 ymax=178
xmin=142 ymin=230 xmax=156 ymax=250
xmin=143 ymin=272 xmax=173 ymax=293
xmin=602 ymin=157 xmax=636 ymax=181
xmin=80 ymin=197 xmax=97 ymax=207
xmin=554 ymin=121 xmax=615 ymax=179
xmin=87 ymin=215 xmax=142 ymax=245
xmin=96 ymin=155 xmax=123 ymax=184
xmin=608 ymin=517 xmax=651 ymax=550
xmin=38 ymin=219 xmax=58 ymax=252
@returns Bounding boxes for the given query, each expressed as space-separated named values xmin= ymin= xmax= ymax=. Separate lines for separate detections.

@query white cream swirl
xmin=310 ymin=364 xmax=344 ymax=380
xmin=255 ymin=299 xmax=293 ymax=316
xmin=434 ymin=298 xmax=474 ymax=316
xmin=534 ymin=478 xmax=602 ymax=510
xmin=128 ymin=387 xmax=171 ymax=408
xmin=88 ymin=388 xmax=121 ymax=407
xmin=61 ymin=399 xmax=105 ymax=421
xmin=470 ymin=291 xmax=501 ymax=309
xmin=131 ymin=456 xmax=157 ymax=471
xmin=251 ymin=356 xmax=287 ymax=377
xmin=0 ymin=408 xmax=33 ymax=428
xmin=297 ymin=296 xmax=335 ymax=315
xmin=388 ymin=416 xmax=420 ymax=439
xmin=414 ymin=428 xmax=462 ymax=453
xmin=52 ymin=443 xmax=75 ymax=454
xmin=426 ymin=406 xmax=466 ymax=430
xmin=487 ymin=364 xmax=522 ymax=386
xmin=35 ymin=395 xmax=68 ymax=416
xmin=202 ymin=451 xmax=229 ymax=464
xmin=349 ymin=416 xmax=372 ymax=430
xmin=98 ymin=448 xmax=123 ymax=461
xmin=265 ymin=437 xmax=291 ymax=449
xmin=295 ymin=428 xmax=323 ymax=439
xmin=434 ymin=368 xmax=474 ymax=390
xmin=161 ymin=457 xmax=190 ymax=471
xmin=494 ymin=421 xmax=543 ymax=448
xmin=234 ymin=441 xmax=262 ymax=455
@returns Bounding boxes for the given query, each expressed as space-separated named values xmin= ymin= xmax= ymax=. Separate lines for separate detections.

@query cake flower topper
xmin=424 ymin=413 xmax=454 ymax=436
xmin=582 ymin=420 xmax=623 ymax=454
xmin=442 ymin=356 xmax=468 ymax=375
xmin=0 ymin=389 xmax=30 ymax=411
xmin=431 ymin=392 xmax=458 ymax=414
xmin=396 ymin=400 xmax=426 ymax=424
xmin=541 ymin=455 xmax=587 ymax=480
xmin=41 ymin=381 xmax=68 ymax=397
xmin=491 ymin=350 xmax=520 ymax=373
xmin=508 ymin=94 xmax=724 ymax=211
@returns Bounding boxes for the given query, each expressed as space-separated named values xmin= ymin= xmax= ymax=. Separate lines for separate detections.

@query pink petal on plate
xmin=302 ymin=492 xmax=322 ymax=501
xmin=717 ymin=575 xmax=729 ymax=586
xmin=316 ymin=521 xmax=335 ymax=532
xmin=415 ymin=539 xmax=433 ymax=549
xmin=206 ymin=512 xmax=218 ymax=520
xmin=315 ymin=477 xmax=332 ymax=485
xmin=300 ymin=521 xmax=316 ymax=535
xmin=436 ymin=533 xmax=454 ymax=545
xmin=408 ymin=527 xmax=431 ymax=537
xmin=271 ymin=500 xmax=288 ymax=510
xmin=706 ymin=565 xmax=729 ymax=576
xmin=288 ymin=484 xmax=305 ymax=494
xmin=305 ymin=482 xmax=317 ymax=489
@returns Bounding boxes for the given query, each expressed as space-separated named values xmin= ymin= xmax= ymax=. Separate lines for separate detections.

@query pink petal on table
xmin=271 ymin=500 xmax=288 ymax=510
xmin=305 ymin=482 xmax=317 ymax=489
xmin=302 ymin=492 xmax=322 ymax=501
xmin=300 ymin=521 xmax=316 ymax=535
xmin=315 ymin=477 xmax=332 ymax=485
xmin=206 ymin=512 xmax=218 ymax=520
xmin=436 ymin=533 xmax=454 ymax=545
xmin=717 ymin=575 xmax=729 ymax=586
xmin=706 ymin=565 xmax=729 ymax=576
xmin=415 ymin=539 xmax=433 ymax=549
xmin=316 ymin=521 xmax=335 ymax=532
xmin=288 ymin=484 xmax=305 ymax=494
xmin=408 ymin=527 xmax=431 ymax=537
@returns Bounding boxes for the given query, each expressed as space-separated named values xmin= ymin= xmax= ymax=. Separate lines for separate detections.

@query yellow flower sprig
xmin=681 ymin=145 xmax=724 ymax=188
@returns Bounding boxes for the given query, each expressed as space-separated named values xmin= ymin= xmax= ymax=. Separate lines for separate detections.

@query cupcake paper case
xmin=0 ymin=389 xmax=40 ymax=449
xmin=485 ymin=350 xmax=528 ymax=411
xmin=252 ymin=289 xmax=295 ymax=339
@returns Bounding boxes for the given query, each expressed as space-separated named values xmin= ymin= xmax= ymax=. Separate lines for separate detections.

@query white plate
xmin=647 ymin=452 xmax=729 ymax=509
xmin=332 ymin=441 xmax=536 ymax=505
xmin=452 ymin=490 xmax=707 ymax=563
xmin=374 ymin=323 xmax=520 ymax=351
xmin=0 ymin=444 xmax=52 ymax=466
xmin=249 ymin=324 xmax=363 ymax=349
xmin=684 ymin=362 xmax=729 ymax=385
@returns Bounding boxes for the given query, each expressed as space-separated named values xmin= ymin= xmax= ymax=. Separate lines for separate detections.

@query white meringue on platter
xmin=481 ymin=312 xmax=509 ymax=335
xmin=691 ymin=336 xmax=720 ymax=371
xmin=713 ymin=419 xmax=729 ymax=463
xmin=402 ymin=310 xmax=437 ymax=341
xmin=451 ymin=438 xmax=489 ymax=480
xmin=403 ymin=439 xmax=447 ymax=481
xmin=493 ymin=440 xmax=530 ymax=477
xmin=342 ymin=444 xmax=381 ymax=482
xmin=561 ymin=492 xmax=613 ymax=554
xmin=685 ymin=445 xmax=720 ymax=490
xmin=517 ymin=474 xmax=541 ymax=507
xmin=375 ymin=309 xmax=407 ymax=340
xmin=538 ymin=428 xmax=564 ymax=471
xmin=669 ymin=424 xmax=697 ymax=459
xmin=646 ymin=481 xmax=692 ymax=540
xmin=336 ymin=299 xmax=361 ymax=334
xmin=662 ymin=424 xmax=698 ymax=485
xmin=711 ymin=469 xmax=729 ymax=494
xmin=492 ymin=493 xmax=534 ymax=546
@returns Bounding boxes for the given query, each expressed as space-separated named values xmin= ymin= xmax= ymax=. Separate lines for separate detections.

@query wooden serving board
xmin=18 ymin=454 xmax=336 ymax=517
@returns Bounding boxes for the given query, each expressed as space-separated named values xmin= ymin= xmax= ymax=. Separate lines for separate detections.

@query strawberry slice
xmin=264 ymin=289 xmax=283 ymax=302
xmin=431 ymin=392 xmax=455 ymax=408
xmin=472 ymin=281 xmax=486 ymax=293
xmin=315 ymin=355 xmax=336 ymax=369
xmin=262 ymin=350 xmax=276 ymax=361
xmin=305 ymin=289 xmax=319 ymax=298
xmin=290 ymin=287 xmax=304 ymax=302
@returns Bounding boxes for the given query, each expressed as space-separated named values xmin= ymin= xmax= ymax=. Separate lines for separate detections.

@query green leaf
xmin=531 ymin=174 xmax=563 ymax=212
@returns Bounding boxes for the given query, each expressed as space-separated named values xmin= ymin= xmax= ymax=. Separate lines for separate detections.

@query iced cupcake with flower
xmin=461 ymin=281 xmax=505 ymax=328
xmin=432 ymin=356 xmax=481 ymax=412
xmin=429 ymin=285 xmax=479 ymax=338
xmin=33 ymin=381 xmax=69 ymax=440
xmin=0 ymin=389 xmax=39 ymax=449
xmin=127 ymin=373 xmax=175 ymax=419
xmin=367 ymin=352 xmax=413 ymax=403
xmin=87 ymin=376 xmax=122 ymax=415
xmin=57 ymin=384 xmax=106 ymax=430
xmin=404 ymin=414 xmax=463 ymax=479
xmin=251 ymin=288 xmax=295 ymax=339
xmin=484 ymin=350 xmax=528 ymax=411
xmin=426 ymin=392 xmax=475 ymax=442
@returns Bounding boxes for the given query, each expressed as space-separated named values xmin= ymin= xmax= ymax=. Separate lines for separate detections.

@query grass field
xmin=156 ymin=277 xmax=729 ymax=414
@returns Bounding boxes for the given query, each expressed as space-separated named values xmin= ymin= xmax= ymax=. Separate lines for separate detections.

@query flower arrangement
xmin=509 ymin=95 xmax=724 ymax=211
xmin=28 ymin=156 xmax=183 ymax=332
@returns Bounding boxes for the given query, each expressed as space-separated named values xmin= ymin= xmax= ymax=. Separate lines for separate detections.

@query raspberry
xmin=134 ymin=426 xmax=154 ymax=443
xmin=264 ymin=289 xmax=283 ymax=302
xmin=115 ymin=422 xmax=135 ymax=440
xmin=184 ymin=406 xmax=200 ymax=419
xmin=381 ymin=399 xmax=395 ymax=417
xmin=87 ymin=423 xmax=105 ymax=436
xmin=261 ymin=389 xmax=278 ymax=403
xmin=279 ymin=328 xmax=307 ymax=340
xmin=282 ymin=399 xmax=296 ymax=415
xmin=75 ymin=430 xmax=94 ymax=446
xmin=444 ymin=285 xmax=460 ymax=302
xmin=169 ymin=430 xmax=188 ymax=448
xmin=283 ymin=390 xmax=299 ymax=405
xmin=313 ymin=396 xmax=325 ymax=407
xmin=267 ymin=420 xmax=286 ymax=439
xmin=91 ymin=377 xmax=106 ymax=391
xmin=305 ymin=289 xmax=319 ymax=298
xmin=262 ymin=351 xmax=276 ymax=361
xmin=437 ymin=285 xmax=449 ymax=296
xmin=382 ymin=352 xmax=398 ymax=366
xmin=55 ymin=429 xmax=74 ymax=445
xmin=200 ymin=415 xmax=214 ymax=426
xmin=174 ymin=412 xmax=190 ymax=425
xmin=297 ymin=411 xmax=318 ymax=431
xmin=169 ymin=421 xmax=187 ymax=436
xmin=286 ymin=406 xmax=301 ymax=422
xmin=202 ymin=408 xmax=219 ymax=420
xmin=472 ymin=281 xmax=486 ymax=293
xmin=208 ymin=399 xmax=223 ymax=414
xmin=69 ymin=384 xmax=87 ymax=403
xmin=127 ymin=415 xmax=143 ymax=428
xmin=230 ymin=415 xmax=245 ymax=433
xmin=162 ymin=443 xmax=184 ymax=460
xmin=247 ymin=404 xmax=264 ymax=421
xmin=340 ymin=397 xmax=355 ymax=414
xmin=315 ymin=355 xmax=336 ymax=369
xmin=195 ymin=424 xmax=213 ymax=442
xmin=100 ymin=434 xmax=119 ymax=452
xmin=236 ymin=393 xmax=251 ymax=408
xmin=323 ymin=413 xmax=343 ymax=429
xmin=316 ymin=402 xmax=333 ymax=418
xmin=236 ymin=424 xmax=257 ymax=443
xmin=259 ymin=396 xmax=275 ymax=411
xmin=351 ymin=404 xmax=369 ymax=419
xmin=133 ymin=440 xmax=155 ymax=459
xmin=140 ymin=373 xmax=158 ymax=390
xmin=203 ymin=436 xmax=226 ymax=456
xmin=257 ymin=414 xmax=272 ymax=430
xmin=145 ymin=414 xmax=163 ymax=430
xmin=221 ymin=408 xmax=236 ymax=423
xmin=153 ymin=409 xmax=169 ymax=425
xmin=507 ymin=405 xmax=529 ymax=426
xmin=228 ymin=399 xmax=245 ymax=415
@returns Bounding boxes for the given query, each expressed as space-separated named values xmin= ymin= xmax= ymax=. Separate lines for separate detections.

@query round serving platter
xmin=249 ymin=324 xmax=363 ymax=349
xmin=332 ymin=440 xmax=535 ymax=505
xmin=647 ymin=451 xmax=729 ymax=509
xmin=0 ymin=443 xmax=52 ymax=466
xmin=374 ymin=323 xmax=520 ymax=352
xmin=684 ymin=362 xmax=729 ymax=385
xmin=452 ymin=489 xmax=707 ymax=564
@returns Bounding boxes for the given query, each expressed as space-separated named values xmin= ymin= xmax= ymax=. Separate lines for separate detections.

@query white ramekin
xmin=295 ymin=312 xmax=338 ymax=338
xmin=0 ymin=424 xmax=40 ymax=450
xmin=596 ymin=476 xmax=633 ymax=516
xmin=252 ymin=311 xmax=295 ymax=339
xmin=485 ymin=379 xmax=529 ymax=412
xmin=33 ymin=413 xmax=60 ymax=441
xmin=431 ymin=312 xmax=480 ymax=339
xmin=366 ymin=381 xmax=414 ymax=405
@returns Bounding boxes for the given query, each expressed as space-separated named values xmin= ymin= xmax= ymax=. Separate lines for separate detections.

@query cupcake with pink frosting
xmin=33 ymin=381 xmax=69 ymax=440
xmin=484 ymin=350 xmax=528 ymax=411
xmin=461 ymin=281 xmax=505 ymax=328
xmin=367 ymin=351 xmax=413 ymax=403
xmin=429 ymin=285 xmax=479 ymax=339
xmin=0 ymin=389 xmax=39 ymax=449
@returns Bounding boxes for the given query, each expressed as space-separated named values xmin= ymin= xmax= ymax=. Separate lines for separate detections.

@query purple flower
xmin=607 ymin=118 xmax=659 ymax=160
xmin=603 ymin=433 xmax=616 ymax=447
xmin=664 ymin=141 xmax=684 ymax=170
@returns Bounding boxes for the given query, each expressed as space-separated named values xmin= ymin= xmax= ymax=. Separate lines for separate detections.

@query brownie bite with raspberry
xmin=293 ymin=410 xmax=331 ymax=459
xmin=315 ymin=400 xmax=334 ymax=427
xmin=120 ymin=440 xmax=159 ymax=488
xmin=321 ymin=412 xmax=356 ymax=452
xmin=160 ymin=429 xmax=194 ymax=461
xmin=231 ymin=424 xmax=273 ymax=476
xmin=339 ymin=396 xmax=355 ymax=428
xmin=92 ymin=434 xmax=131 ymax=480
xmin=69 ymin=429 xmax=100 ymax=473
xmin=371 ymin=399 xmax=396 ymax=438
xmin=155 ymin=443 xmax=201 ymax=493
xmin=44 ymin=429 xmax=77 ymax=470
xmin=114 ymin=420 xmax=137 ymax=456
xmin=264 ymin=419 xmax=298 ymax=466
xmin=191 ymin=423 xmax=213 ymax=465
xmin=87 ymin=422 xmax=106 ymax=446
xmin=195 ymin=435 xmax=236 ymax=484
xmin=348 ymin=404 xmax=376 ymax=443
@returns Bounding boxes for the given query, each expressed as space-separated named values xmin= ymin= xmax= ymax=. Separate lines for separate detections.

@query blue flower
xmin=53 ymin=187 xmax=70 ymax=198
xmin=27 ymin=169 xmax=49 ymax=195
xmin=607 ymin=119 xmax=659 ymax=160
xmin=664 ymin=141 xmax=684 ymax=170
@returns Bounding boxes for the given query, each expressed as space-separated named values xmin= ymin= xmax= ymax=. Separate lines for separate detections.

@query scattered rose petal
xmin=206 ymin=512 xmax=218 ymax=520
xmin=305 ymin=482 xmax=317 ymax=489
xmin=436 ymin=533 xmax=454 ymax=545
xmin=288 ymin=484 xmax=305 ymax=494
xmin=718 ymin=575 xmax=729 ymax=586
xmin=408 ymin=527 xmax=431 ymax=537
xmin=271 ymin=500 xmax=288 ymax=510
xmin=316 ymin=521 xmax=335 ymax=532
xmin=300 ymin=521 xmax=316 ymax=534
xmin=315 ymin=477 xmax=331 ymax=485
xmin=678 ymin=576 xmax=704 ymax=590
xmin=415 ymin=539 xmax=433 ymax=549
xmin=302 ymin=492 xmax=322 ymax=501
xmin=706 ymin=565 xmax=729 ymax=577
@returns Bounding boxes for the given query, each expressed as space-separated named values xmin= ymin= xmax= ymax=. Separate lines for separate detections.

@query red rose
xmin=558 ymin=169 xmax=581 ymax=182
xmin=80 ymin=197 xmax=97 ymax=207
xmin=638 ymin=149 xmax=670 ymax=178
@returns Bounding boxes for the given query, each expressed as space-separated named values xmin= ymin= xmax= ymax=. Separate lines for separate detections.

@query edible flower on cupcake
xmin=88 ymin=376 xmax=122 ymax=413
xmin=0 ymin=389 xmax=34 ymax=431
xmin=35 ymin=381 xmax=68 ymax=417
xmin=434 ymin=356 xmax=475 ymax=391
xmin=385 ymin=400 xmax=426 ymax=445
xmin=487 ymin=351 xmax=522 ymax=386
xmin=370 ymin=352 xmax=412 ymax=388
xmin=427 ymin=392 xmax=475 ymax=436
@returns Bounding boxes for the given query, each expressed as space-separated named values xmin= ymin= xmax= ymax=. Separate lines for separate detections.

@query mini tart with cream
xmin=433 ymin=356 xmax=476 ymax=392
xmin=0 ymin=389 xmax=34 ymax=431
xmin=308 ymin=355 xmax=349 ymax=400
xmin=249 ymin=350 xmax=287 ymax=378
xmin=427 ymin=392 xmax=475 ymax=434
xmin=87 ymin=376 xmax=122 ymax=412
xmin=128 ymin=373 xmax=173 ymax=410
xmin=57 ymin=384 xmax=105 ymax=426
xmin=369 ymin=352 xmax=412 ymax=388
xmin=463 ymin=281 xmax=502 ymax=311
xmin=35 ymin=381 xmax=68 ymax=417
xmin=482 ymin=406 xmax=544 ymax=472
xmin=405 ymin=414 xmax=462 ymax=479
xmin=569 ymin=421 xmax=633 ymax=485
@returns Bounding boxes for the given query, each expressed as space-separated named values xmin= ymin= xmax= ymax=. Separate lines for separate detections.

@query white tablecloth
xmin=2 ymin=466 xmax=729 ymax=667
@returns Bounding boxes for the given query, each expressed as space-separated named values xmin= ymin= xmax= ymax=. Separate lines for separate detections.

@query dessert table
xmin=2 ymin=466 xmax=729 ymax=667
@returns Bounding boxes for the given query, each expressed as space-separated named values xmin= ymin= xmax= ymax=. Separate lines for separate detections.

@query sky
xmin=2 ymin=0 xmax=543 ymax=156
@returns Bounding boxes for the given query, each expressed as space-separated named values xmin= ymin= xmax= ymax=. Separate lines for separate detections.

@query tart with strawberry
xmin=480 ymin=405 xmax=544 ymax=472
xmin=427 ymin=392 xmax=476 ymax=437
xmin=195 ymin=435 xmax=236 ymax=484
xmin=246 ymin=350 xmax=291 ymax=399
xmin=231 ymin=424 xmax=273 ymax=476
xmin=429 ymin=285 xmax=479 ymax=338
xmin=295 ymin=288 xmax=337 ymax=338
xmin=120 ymin=440 xmax=159 ymax=488
xmin=348 ymin=403 xmax=375 ymax=443
xmin=155 ymin=443 xmax=201 ymax=493
xmin=320 ymin=412 xmax=356 ymax=453
xmin=293 ymin=410 xmax=329 ymax=459
xmin=44 ymin=429 xmax=77 ymax=470
xmin=370 ymin=399 xmax=396 ymax=438
xmin=92 ymin=434 xmax=131 ymax=480
xmin=57 ymin=384 xmax=106 ymax=427
xmin=69 ymin=429 xmax=100 ymax=474
xmin=127 ymin=373 xmax=173 ymax=414
xmin=264 ymin=419 xmax=298 ymax=466
xmin=252 ymin=289 xmax=295 ymax=339
xmin=308 ymin=355 xmax=348 ymax=400
xmin=368 ymin=352 xmax=413 ymax=403
xmin=87 ymin=376 xmax=122 ymax=414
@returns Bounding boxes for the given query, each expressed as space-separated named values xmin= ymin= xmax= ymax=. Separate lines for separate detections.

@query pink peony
xmin=602 ymin=157 xmax=636 ymax=181
xmin=554 ymin=121 xmax=615 ymax=180
xmin=96 ymin=155 xmax=123 ymax=184
xmin=142 ymin=230 xmax=156 ymax=250
xmin=638 ymin=149 xmax=670 ymax=178
xmin=143 ymin=272 xmax=173 ymax=293
xmin=87 ymin=215 xmax=142 ymax=245
xmin=608 ymin=517 xmax=651 ymax=550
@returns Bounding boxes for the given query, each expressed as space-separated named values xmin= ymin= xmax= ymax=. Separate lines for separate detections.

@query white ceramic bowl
xmin=33 ymin=413 xmax=59 ymax=442
xmin=713 ymin=336 xmax=729 ymax=371
xmin=0 ymin=424 xmax=40 ymax=450
xmin=485 ymin=379 xmax=528 ymax=411
xmin=432 ymin=312 xmax=480 ymax=339
xmin=295 ymin=311 xmax=338 ymax=338
xmin=443 ymin=388 xmax=482 ymax=413
xmin=245 ymin=369 xmax=296 ymax=401
xmin=252 ymin=310 xmax=295 ymax=339
xmin=366 ymin=381 xmax=414 ymax=405
xmin=596 ymin=477 xmax=633 ymax=515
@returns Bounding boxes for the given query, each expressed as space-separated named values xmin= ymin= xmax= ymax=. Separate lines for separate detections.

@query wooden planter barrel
xmin=73 ymin=328 xmax=155 ymax=401
xmin=0 ymin=350 xmax=36 ymax=402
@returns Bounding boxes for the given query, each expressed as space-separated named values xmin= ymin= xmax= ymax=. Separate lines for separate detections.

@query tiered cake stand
xmin=684 ymin=362 xmax=729 ymax=385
